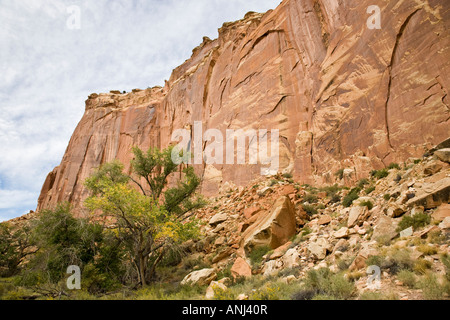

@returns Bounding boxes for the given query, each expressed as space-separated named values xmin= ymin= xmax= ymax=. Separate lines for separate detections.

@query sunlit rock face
xmin=37 ymin=0 xmax=450 ymax=215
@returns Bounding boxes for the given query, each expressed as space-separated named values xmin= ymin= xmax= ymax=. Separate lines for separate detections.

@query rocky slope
xmin=37 ymin=0 xmax=449 ymax=214
xmin=178 ymin=147 xmax=450 ymax=300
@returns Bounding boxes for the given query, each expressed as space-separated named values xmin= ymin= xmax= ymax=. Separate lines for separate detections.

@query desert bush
xmin=387 ymin=163 xmax=401 ymax=170
xmin=396 ymin=213 xmax=431 ymax=232
xmin=342 ymin=188 xmax=361 ymax=207
xmin=282 ymin=173 xmax=293 ymax=179
xmin=302 ymin=268 xmax=354 ymax=300
xmin=302 ymin=204 xmax=318 ymax=216
xmin=417 ymin=244 xmax=438 ymax=256
xmin=359 ymin=200 xmax=374 ymax=210
xmin=303 ymin=193 xmax=318 ymax=204
xmin=413 ymin=259 xmax=432 ymax=275
xmin=357 ymin=179 xmax=369 ymax=189
xmin=397 ymin=270 xmax=417 ymax=288
xmin=418 ymin=272 xmax=447 ymax=300
xmin=371 ymin=169 xmax=389 ymax=180
xmin=248 ymin=246 xmax=271 ymax=267
xmin=365 ymin=186 xmax=375 ymax=195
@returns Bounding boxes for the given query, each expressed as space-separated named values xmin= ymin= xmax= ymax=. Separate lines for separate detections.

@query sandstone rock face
xmin=242 ymin=196 xmax=296 ymax=250
xmin=37 ymin=0 xmax=450 ymax=214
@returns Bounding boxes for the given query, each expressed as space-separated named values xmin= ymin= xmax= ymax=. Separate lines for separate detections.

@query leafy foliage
xmin=84 ymin=146 xmax=204 ymax=286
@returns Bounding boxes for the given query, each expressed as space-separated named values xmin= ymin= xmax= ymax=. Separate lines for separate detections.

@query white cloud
xmin=0 ymin=0 xmax=280 ymax=221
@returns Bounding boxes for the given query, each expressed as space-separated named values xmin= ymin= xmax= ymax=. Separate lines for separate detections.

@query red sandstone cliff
xmin=37 ymin=0 xmax=450 ymax=214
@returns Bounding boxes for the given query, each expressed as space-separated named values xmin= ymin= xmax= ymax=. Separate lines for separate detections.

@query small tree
xmin=85 ymin=146 xmax=205 ymax=286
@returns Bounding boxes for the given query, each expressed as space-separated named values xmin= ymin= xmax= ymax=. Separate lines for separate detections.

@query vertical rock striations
xmin=38 ymin=0 xmax=450 ymax=215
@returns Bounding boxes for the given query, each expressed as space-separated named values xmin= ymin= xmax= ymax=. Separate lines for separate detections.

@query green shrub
xmin=303 ymin=268 xmax=354 ymax=300
xmin=413 ymin=259 xmax=432 ymax=275
xmin=320 ymin=184 xmax=341 ymax=197
xmin=357 ymin=179 xmax=369 ymax=189
xmin=385 ymin=249 xmax=415 ymax=275
xmin=383 ymin=194 xmax=391 ymax=201
xmin=303 ymin=193 xmax=318 ymax=204
xmin=330 ymin=194 xmax=341 ymax=204
xmin=282 ymin=173 xmax=293 ymax=179
xmin=359 ymin=200 xmax=374 ymax=210
xmin=365 ymin=186 xmax=375 ymax=195
xmin=387 ymin=163 xmax=401 ymax=170
xmin=371 ymin=169 xmax=389 ymax=180
xmin=365 ymin=255 xmax=385 ymax=268
xmin=396 ymin=213 xmax=431 ymax=232
xmin=302 ymin=204 xmax=318 ymax=216
xmin=248 ymin=246 xmax=271 ymax=267
xmin=342 ymin=188 xmax=361 ymax=207
xmin=397 ymin=270 xmax=417 ymax=288
xmin=417 ymin=244 xmax=438 ymax=256
xmin=418 ymin=272 xmax=447 ymax=300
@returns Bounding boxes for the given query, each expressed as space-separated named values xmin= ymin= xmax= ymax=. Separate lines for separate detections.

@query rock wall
xmin=37 ymin=0 xmax=450 ymax=214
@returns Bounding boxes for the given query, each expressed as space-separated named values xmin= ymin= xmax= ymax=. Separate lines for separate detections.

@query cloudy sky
xmin=0 ymin=0 xmax=280 ymax=222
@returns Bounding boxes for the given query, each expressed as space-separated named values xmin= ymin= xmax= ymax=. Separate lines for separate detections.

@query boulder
xmin=406 ymin=177 xmax=450 ymax=209
xmin=209 ymin=212 xmax=228 ymax=226
xmin=181 ymin=268 xmax=217 ymax=286
xmin=434 ymin=148 xmax=450 ymax=163
xmin=308 ymin=238 xmax=330 ymax=260
xmin=399 ymin=227 xmax=413 ymax=238
xmin=372 ymin=215 xmax=398 ymax=242
xmin=432 ymin=203 xmax=450 ymax=222
xmin=267 ymin=241 xmax=292 ymax=260
xmin=282 ymin=248 xmax=300 ymax=269
xmin=348 ymin=206 xmax=370 ymax=227
xmin=317 ymin=214 xmax=332 ymax=225
xmin=242 ymin=196 xmax=296 ymax=250
xmin=230 ymin=257 xmax=252 ymax=279
xmin=387 ymin=203 xmax=406 ymax=218
xmin=423 ymin=161 xmax=443 ymax=176
xmin=349 ymin=242 xmax=378 ymax=271
xmin=262 ymin=260 xmax=283 ymax=277
xmin=333 ymin=227 xmax=349 ymax=239
xmin=257 ymin=187 xmax=273 ymax=197
xmin=439 ymin=217 xmax=450 ymax=229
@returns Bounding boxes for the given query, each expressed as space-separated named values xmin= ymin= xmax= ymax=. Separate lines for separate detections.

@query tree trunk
xmin=148 ymin=248 xmax=166 ymax=280
xmin=138 ymin=255 xmax=147 ymax=287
